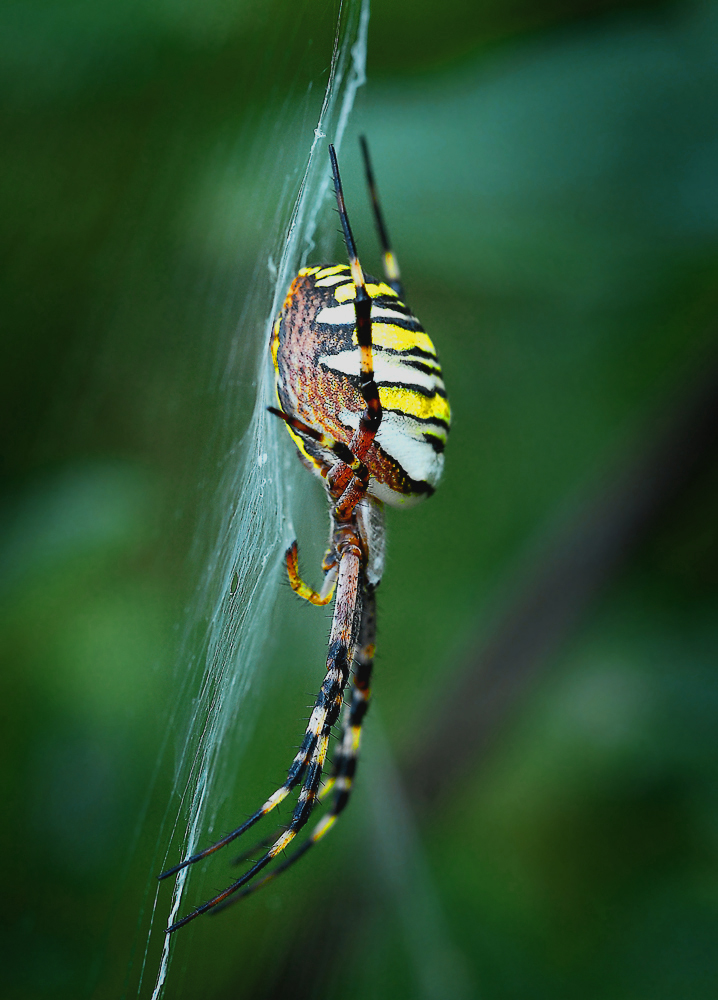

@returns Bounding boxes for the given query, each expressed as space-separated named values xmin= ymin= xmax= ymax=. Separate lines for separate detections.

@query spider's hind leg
xmin=210 ymin=584 xmax=377 ymax=912
xmin=164 ymin=543 xmax=363 ymax=933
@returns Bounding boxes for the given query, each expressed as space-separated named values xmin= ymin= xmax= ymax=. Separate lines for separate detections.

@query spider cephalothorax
xmin=160 ymin=139 xmax=450 ymax=932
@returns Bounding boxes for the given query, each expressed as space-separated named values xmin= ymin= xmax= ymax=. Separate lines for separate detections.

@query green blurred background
xmin=2 ymin=0 xmax=718 ymax=997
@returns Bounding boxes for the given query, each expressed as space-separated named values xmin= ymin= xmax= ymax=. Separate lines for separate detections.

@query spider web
xmin=134 ymin=2 xmax=371 ymax=996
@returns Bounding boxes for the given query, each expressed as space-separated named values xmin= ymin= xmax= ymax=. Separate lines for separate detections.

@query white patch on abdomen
xmin=319 ymin=348 xmax=442 ymax=395
xmin=375 ymin=412 xmax=444 ymax=492
xmin=316 ymin=303 xmax=411 ymax=326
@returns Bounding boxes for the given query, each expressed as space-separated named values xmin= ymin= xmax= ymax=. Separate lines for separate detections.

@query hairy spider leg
xmin=359 ymin=136 xmax=404 ymax=299
xmin=267 ymin=405 xmax=370 ymax=520
xmin=319 ymin=584 xmax=375 ymax=802
xmin=329 ymin=144 xmax=383 ymax=473
xmin=267 ymin=407 xmax=370 ymax=488
xmin=165 ymin=543 xmax=361 ymax=933
xmin=285 ymin=539 xmax=337 ymax=606
xmin=229 ymin=828 xmax=284 ymax=866
xmin=158 ymin=727 xmax=317 ymax=881
xmin=159 ymin=546 xmax=347 ymax=881
xmin=209 ymin=585 xmax=376 ymax=913
xmin=223 ymin=588 xmax=374 ymax=869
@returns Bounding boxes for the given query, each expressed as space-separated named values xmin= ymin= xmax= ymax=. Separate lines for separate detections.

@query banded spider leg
xmin=159 ymin=142 xmax=382 ymax=933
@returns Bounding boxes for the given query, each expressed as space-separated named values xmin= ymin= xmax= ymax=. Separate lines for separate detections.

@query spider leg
xmin=165 ymin=732 xmax=331 ymax=932
xmin=158 ymin=535 xmax=350 ymax=880
xmin=210 ymin=584 xmax=376 ymax=913
xmin=230 ymin=827 xmax=283 ymax=866
xmin=268 ymin=404 xmax=370 ymax=519
xmin=285 ymin=540 xmax=337 ymax=606
xmin=165 ymin=542 xmax=362 ymax=933
xmin=359 ymin=136 xmax=404 ymax=299
xmin=267 ymin=406 xmax=369 ymax=487
xmin=210 ymin=838 xmax=315 ymax=914
xmin=157 ymin=729 xmax=316 ymax=880
xmin=329 ymin=144 xmax=382 ymax=467
xmin=319 ymin=583 xmax=375 ymax=803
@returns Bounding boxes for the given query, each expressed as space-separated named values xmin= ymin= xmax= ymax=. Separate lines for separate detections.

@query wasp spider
xmin=161 ymin=139 xmax=450 ymax=932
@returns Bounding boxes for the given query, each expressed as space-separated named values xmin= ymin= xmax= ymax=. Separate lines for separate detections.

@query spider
xmin=160 ymin=139 xmax=450 ymax=932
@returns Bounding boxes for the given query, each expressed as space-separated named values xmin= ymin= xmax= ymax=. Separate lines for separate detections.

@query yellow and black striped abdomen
xmin=272 ymin=264 xmax=450 ymax=506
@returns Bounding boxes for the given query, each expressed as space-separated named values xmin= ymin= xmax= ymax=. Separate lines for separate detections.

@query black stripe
xmin=327 ymin=640 xmax=351 ymax=678
xmin=379 ymin=379 xmax=448 ymax=400
xmin=423 ymin=434 xmax=446 ymax=454
xmin=303 ymin=761 xmax=322 ymax=794
xmin=393 ymin=359 xmax=443 ymax=378
xmin=337 ymin=371 xmax=447 ymax=401
xmin=293 ymin=792 xmax=316 ymax=827
xmin=371 ymin=303 xmax=415 ymax=319
xmin=380 ymin=344 xmax=439 ymax=362
xmin=343 ymin=757 xmax=358 ymax=781
xmin=370 ymin=460 xmax=436 ymax=497
xmin=316 ymin=310 xmax=420 ymax=333
xmin=333 ymin=790 xmax=351 ymax=814
xmin=406 ymin=479 xmax=434 ymax=497
xmin=382 ymin=408 xmax=450 ymax=432
xmin=349 ymin=697 xmax=369 ymax=727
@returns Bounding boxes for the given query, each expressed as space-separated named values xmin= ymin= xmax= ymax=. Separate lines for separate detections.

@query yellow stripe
xmin=335 ymin=281 xmax=396 ymax=303
xmin=361 ymin=322 xmax=437 ymax=357
xmin=379 ymin=385 xmax=451 ymax=424
xmin=316 ymin=734 xmax=330 ymax=767
xmin=315 ymin=274 xmax=349 ymax=287
xmin=285 ymin=423 xmax=324 ymax=474
xmin=311 ymin=814 xmax=337 ymax=842
xmin=270 ymin=317 xmax=280 ymax=371
xmin=318 ymin=777 xmax=336 ymax=801
xmin=270 ymin=829 xmax=295 ymax=856
xmin=315 ymin=265 xmax=348 ymax=278
xmin=263 ymin=786 xmax=290 ymax=812
xmin=384 ymin=250 xmax=400 ymax=282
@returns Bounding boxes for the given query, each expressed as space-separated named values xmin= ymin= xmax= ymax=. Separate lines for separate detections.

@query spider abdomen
xmin=272 ymin=264 xmax=450 ymax=506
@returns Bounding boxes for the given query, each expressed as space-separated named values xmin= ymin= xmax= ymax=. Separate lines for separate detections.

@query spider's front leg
xmin=164 ymin=524 xmax=363 ymax=933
